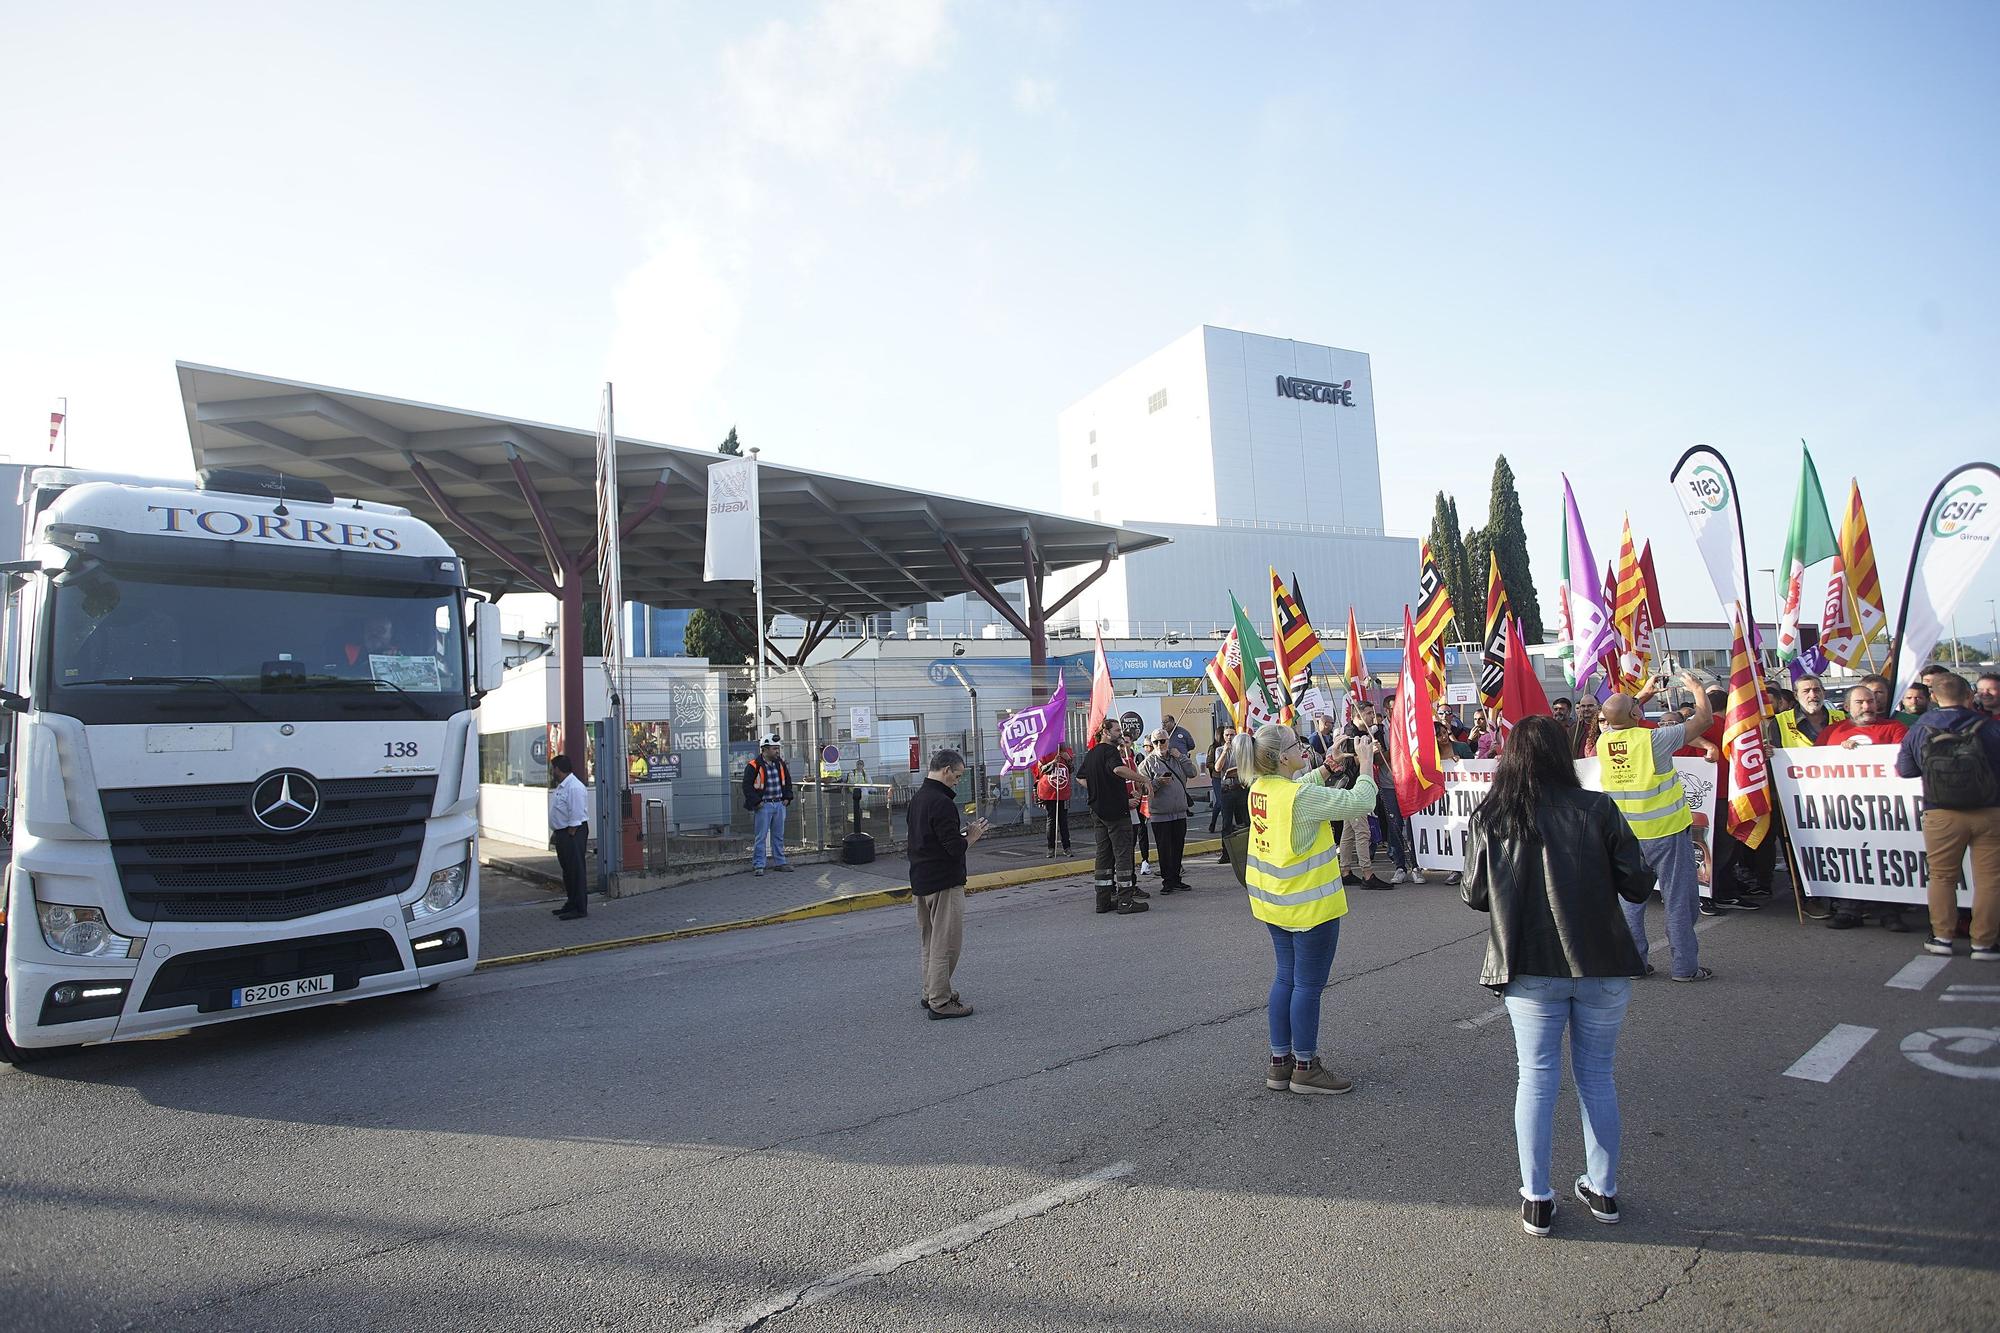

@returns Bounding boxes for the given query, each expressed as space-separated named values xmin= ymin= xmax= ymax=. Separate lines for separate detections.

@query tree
xmin=685 ymin=609 xmax=748 ymax=664
xmin=718 ymin=426 xmax=743 ymax=457
xmin=1485 ymin=455 xmax=1543 ymax=643
xmin=1463 ymin=524 xmax=1491 ymax=627
xmin=1428 ymin=492 xmax=1476 ymax=641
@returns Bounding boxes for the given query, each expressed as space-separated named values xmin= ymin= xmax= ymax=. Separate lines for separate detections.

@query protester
xmin=1079 ymin=719 xmax=1147 ymax=915
xmin=1690 ymin=686 xmax=1763 ymax=914
xmin=1773 ymin=675 xmax=1844 ymax=747
xmin=1309 ymin=713 xmax=1341 ymax=762
xmin=1235 ymin=721 xmax=1380 ymax=1095
xmin=1475 ymin=709 xmax=1503 ymax=759
xmin=1462 ymin=715 xmax=1654 ymax=1236
xmin=1208 ymin=726 xmax=1236 ymax=834
xmin=1978 ymin=672 xmax=2000 ymax=716
xmin=1215 ymin=724 xmax=1250 ymax=861
xmin=1820 ymin=685 xmax=1908 ymax=749
xmin=1141 ymin=729 xmax=1196 ymax=892
xmin=1551 ymin=697 xmax=1573 ymax=733
xmin=1896 ymin=673 xmax=2000 ymax=961
xmin=1597 ymin=674 xmax=1714 ymax=981
xmin=1322 ymin=737 xmax=1373 ymax=888
xmin=1571 ymin=696 xmax=1602 ymax=759
xmin=1034 ymin=743 xmax=1074 ymax=857
xmin=1124 ymin=732 xmax=1154 ymax=881
xmin=1902 ymin=682 xmax=1934 ymax=720
xmin=907 ymin=749 xmax=988 ymax=1019
xmin=1346 ymin=701 xmax=1424 ymax=884
xmin=547 ymin=754 xmax=591 ymax=921
xmin=741 ymin=737 xmax=795 ymax=877
xmin=1162 ymin=712 xmax=1196 ymax=757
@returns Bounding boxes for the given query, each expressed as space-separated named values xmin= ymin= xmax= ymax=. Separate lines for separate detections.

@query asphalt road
xmin=3 ymin=856 xmax=1996 ymax=1332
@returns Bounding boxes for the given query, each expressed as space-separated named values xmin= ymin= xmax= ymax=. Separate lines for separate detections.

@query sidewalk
xmin=476 ymin=826 xmax=1186 ymax=965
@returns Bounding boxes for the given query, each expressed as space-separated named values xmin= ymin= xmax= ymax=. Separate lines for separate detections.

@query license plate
xmin=231 ymin=975 xmax=334 ymax=1008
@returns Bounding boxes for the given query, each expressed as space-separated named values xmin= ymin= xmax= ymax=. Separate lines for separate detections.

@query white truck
xmin=1 ymin=466 xmax=503 ymax=1062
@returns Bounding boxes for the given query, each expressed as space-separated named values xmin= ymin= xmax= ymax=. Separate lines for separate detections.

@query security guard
xmin=1597 ymin=675 xmax=1714 ymax=981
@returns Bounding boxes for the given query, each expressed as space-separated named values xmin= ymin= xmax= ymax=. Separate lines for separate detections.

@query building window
xmin=1147 ymin=389 xmax=1168 ymax=414
xmin=1089 ymin=453 xmax=1097 ymax=468
xmin=1091 ymin=481 xmax=1099 ymax=496
xmin=1088 ymin=429 xmax=1096 ymax=444
xmin=1093 ymin=509 xmax=1102 ymax=520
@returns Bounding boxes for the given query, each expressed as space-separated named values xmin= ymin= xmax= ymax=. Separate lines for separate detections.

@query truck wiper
xmin=278 ymin=675 xmax=431 ymax=716
xmin=64 ymin=675 xmax=267 ymax=717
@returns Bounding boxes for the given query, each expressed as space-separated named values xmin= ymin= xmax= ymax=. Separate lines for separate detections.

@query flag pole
xmin=749 ymin=446 xmax=767 ymax=738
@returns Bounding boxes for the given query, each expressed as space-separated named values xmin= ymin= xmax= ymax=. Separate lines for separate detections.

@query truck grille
xmin=102 ymin=776 xmax=437 ymax=922
xmin=139 ymin=929 xmax=406 ymax=1012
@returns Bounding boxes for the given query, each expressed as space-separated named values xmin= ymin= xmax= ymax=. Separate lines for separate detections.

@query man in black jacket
xmin=908 ymin=749 xmax=988 ymax=1018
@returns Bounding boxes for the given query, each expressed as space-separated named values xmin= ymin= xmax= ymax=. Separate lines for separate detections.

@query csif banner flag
xmin=1668 ymin=446 xmax=1759 ymax=648
xmin=1890 ymin=463 xmax=2000 ymax=702
xmin=1000 ymin=675 xmax=1069 ymax=773
xmin=702 ymin=457 xmax=760 ymax=582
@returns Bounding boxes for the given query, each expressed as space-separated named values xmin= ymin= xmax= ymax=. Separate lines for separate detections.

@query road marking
xmin=1886 ymin=956 xmax=1951 ymax=991
xmin=1902 ymin=1027 xmax=2000 ymax=1080
xmin=1941 ymin=985 xmax=2000 ymax=1003
xmin=1456 ymin=1005 xmax=1507 ymax=1031
xmin=1783 ymin=1023 xmax=1878 ymax=1083
xmin=684 ymin=1160 xmax=1136 ymax=1333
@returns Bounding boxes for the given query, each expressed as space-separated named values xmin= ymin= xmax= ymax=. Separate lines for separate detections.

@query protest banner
xmin=1769 ymin=746 xmax=1973 ymax=909
xmin=1409 ymin=756 xmax=1720 ymax=888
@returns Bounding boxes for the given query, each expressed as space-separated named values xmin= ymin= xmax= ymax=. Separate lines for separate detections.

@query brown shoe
xmin=1264 ymin=1054 xmax=1296 ymax=1090
xmin=1289 ymin=1057 xmax=1355 ymax=1095
xmin=926 ymin=999 xmax=973 ymax=1020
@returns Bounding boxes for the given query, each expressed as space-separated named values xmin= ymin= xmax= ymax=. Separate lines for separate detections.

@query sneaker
xmin=1342 ymin=874 xmax=1364 ymax=887
xmin=1521 ymin=1195 xmax=1555 ymax=1237
xmin=1288 ymin=1057 xmax=1355 ymax=1095
xmin=1409 ymin=868 xmax=1428 ymax=885
xmin=1131 ymin=886 xmax=1152 ymax=900
xmin=1389 ymin=868 xmax=1409 ymax=885
xmin=1827 ymin=912 xmax=1863 ymax=930
xmin=1973 ymin=946 xmax=2000 ymax=962
xmin=1265 ymin=1055 xmax=1296 ymax=1090
xmin=1114 ymin=894 xmax=1150 ymax=915
xmin=926 ymin=999 xmax=973 ymax=1020
xmin=1138 ymin=860 xmax=1153 ymax=877
xmin=1574 ymin=1175 xmax=1619 ymax=1224
xmin=1359 ymin=875 xmax=1396 ymax=890
xmin=754 ymin=868 xmax=766 ymax=878
xmin=1924 ymin=936 xmax=1955 ymax=956
xmin=773 ymin=864 xmax=794 ymax=873
xmin=920 ymin=992 xmax=962 ymax=1012
xmin=555 ymin=908 xmax=587 ymax=921
xmin=1670 ymin=966 xmax=1715 ymax=983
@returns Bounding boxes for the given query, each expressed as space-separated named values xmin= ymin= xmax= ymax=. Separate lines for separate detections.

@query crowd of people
xmin=897 ymin=659 xmax=2000 ymax=1238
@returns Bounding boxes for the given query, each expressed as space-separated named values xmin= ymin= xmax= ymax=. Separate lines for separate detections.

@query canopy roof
xmin=176 ymin=363 xmax=1166 ymax=619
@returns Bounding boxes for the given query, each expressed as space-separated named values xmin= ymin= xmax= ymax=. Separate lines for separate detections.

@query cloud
xmin=1013 ymin=74 xmax=1058 ymax=115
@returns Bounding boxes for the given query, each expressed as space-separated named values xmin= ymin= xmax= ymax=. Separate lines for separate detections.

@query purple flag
xmin=1563 ymin=476 xmax=1619 ymax=696
xmin=1000 ymin=676 xmax=1068 ymax=774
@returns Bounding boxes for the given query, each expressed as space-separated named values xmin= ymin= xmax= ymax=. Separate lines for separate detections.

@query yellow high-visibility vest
xmin=1598 ymin=725 xmax=1692 ymax=839
xmin=1245 ymin=776 xmax=1347 ymax=930
xmin=1774 ymin=706 xmax=1846 ymax=749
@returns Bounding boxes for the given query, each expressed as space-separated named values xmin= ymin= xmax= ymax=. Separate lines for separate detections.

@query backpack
xmin=1921 ymin=720 xmax=2000 ymax=810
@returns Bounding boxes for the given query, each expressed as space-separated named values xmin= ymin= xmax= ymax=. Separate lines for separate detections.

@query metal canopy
xmin=175 ymin=363 xmax=1166 ymax=620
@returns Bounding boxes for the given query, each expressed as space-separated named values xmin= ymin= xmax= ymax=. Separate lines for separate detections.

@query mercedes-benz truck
xmin=1 ymin=466 xmax=503 ymax=1061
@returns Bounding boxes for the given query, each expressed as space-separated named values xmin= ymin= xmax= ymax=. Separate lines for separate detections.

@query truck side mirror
xmin=473 ymin=601 xmax=504 ymax=695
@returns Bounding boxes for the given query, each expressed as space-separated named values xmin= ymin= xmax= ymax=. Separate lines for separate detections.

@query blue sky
xmin=4 ymin=1 xmax=1997 ymax=638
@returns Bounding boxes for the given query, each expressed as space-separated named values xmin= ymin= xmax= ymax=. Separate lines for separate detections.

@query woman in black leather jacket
xmin=1461 ymin=715 xmax=1656 ymax=1238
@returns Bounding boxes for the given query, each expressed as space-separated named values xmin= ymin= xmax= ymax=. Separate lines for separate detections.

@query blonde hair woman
xmin=1229 ymin=721 xmax=1380 ymax=1094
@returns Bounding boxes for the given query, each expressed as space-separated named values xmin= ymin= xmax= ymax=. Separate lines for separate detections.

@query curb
xmin=476 ymin=837 xmax=1226 ymax=971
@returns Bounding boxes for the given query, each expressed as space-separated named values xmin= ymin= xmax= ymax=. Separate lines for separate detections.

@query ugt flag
xmin=1389 ymin=606 xmax=1445 ymax=817
xmin=1000 ymin=676 xmax=1068 ymax=773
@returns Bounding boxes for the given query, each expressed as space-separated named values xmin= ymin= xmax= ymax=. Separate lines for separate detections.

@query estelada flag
xmin=1206 ymin=627 xmax=1246 ymax=728
xmin=1497 ymin=614 xmax=1553 ymax=734
xmin=1342 ymin=607 xmax=1371 ymax=722
xmin=1270 ymin=567 xmax=1323 ymax=696
xmin=1087 ymin=628 xmax=1114 ymax=743
xmin=1721 ymin=604 xmax=1774 ymax=849
xmin=1389 ymin=606 xmax=1445 ymax=816
xmin=1478 ymin=550 xmax=1511 ymax=709
xmin=1413 ymin=541 xmax=1455 ymax=701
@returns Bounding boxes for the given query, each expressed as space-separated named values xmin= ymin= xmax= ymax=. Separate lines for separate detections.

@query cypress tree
xmin=1486 ymin=455 xmax=1543 ymax=643
xmin=1428 ymin=492 xmax=1475 ymax=641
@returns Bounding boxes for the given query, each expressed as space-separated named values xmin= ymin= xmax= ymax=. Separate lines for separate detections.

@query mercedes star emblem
xmin=250 ymin=770 xmax=321 ymax=832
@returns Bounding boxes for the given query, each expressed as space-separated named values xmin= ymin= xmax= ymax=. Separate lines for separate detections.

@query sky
xmin=4 ymin=0 xmax=1999 ymax=643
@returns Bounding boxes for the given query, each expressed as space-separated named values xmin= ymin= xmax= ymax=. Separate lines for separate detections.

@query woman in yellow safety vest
xmin=1233 ymin=720 xmax=1381 ymax=1096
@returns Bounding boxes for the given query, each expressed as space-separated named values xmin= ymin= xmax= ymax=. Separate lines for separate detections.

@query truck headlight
xmin=412 ymin=861 xmax=468 ymax=918
xmin=36 ymin=902 xmax=137 ymax=959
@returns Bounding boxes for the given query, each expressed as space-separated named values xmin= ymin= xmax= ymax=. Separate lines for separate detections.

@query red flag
xmin=48 ymin=411 xmax=64 ymax=453
xmin=1497 ymin=615 xmax=1553 ymax=735
xmin=1637 ymin=540 xmax=1667 ymax=628
xmin=1389 ymin=606 xmax=1444 ymax=816
xmin=1343 ymin=607 xmax=1371 ymax=723
xmin=1721 ymin=606 xmax=1774 ymax=848
xmin=1087 ymin=629 xmax=1114 ymax=743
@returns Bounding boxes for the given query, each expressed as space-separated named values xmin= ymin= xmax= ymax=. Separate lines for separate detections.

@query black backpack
xmin=1921 ymin=719 xmax=2000 ymax=810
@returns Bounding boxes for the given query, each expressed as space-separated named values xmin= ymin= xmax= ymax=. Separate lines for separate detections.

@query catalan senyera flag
xmin=1270 ymin=567 xmax=1323 ymax=698
xmin=1343 ymin=607 xmax=1371 ymax=723
xmin=1389 ymin=606 xmax=1445 ymax=817
xmin=1413 ymin=540 xmax=1455 ymax=701
xmin=1206 ymin=628 xmax=1246 ymax=727
xmin=1822 ymin=479 xmax=1886 ymax=668
xmin=1477 ymin=551 xmax=1510 ymax=709
xmin=1611 ymin=515 xmax=1654 ymax=690
xmin=1721 ymin=604 xmax=1774 ymax=849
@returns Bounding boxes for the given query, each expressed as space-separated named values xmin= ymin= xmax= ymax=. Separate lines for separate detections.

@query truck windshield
xmin=44 ymin=566 xmax=467 ymax=724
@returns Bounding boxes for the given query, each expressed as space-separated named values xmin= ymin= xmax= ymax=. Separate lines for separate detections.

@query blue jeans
xmin=1373 ymin=790 xmax=1409 ymax=870
xmin=753 ymin=800 xmax=788 ymax=868
xmin=1503 ymin=975 xmax=1631 ymax=1201
xmin=1621 ymin=832 xmax=1698 ymax=977
xmin=1266 ymin=919 xmax=1341 ymax=1060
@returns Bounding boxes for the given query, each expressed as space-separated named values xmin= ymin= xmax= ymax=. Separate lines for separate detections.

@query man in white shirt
xmin=548 ymin=754 xmax=590 ymax=920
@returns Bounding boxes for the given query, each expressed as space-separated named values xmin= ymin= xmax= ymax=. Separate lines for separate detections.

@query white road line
xmin=1455 ymin=1005 xmax=1507 ymax=1031
xmin=684 ymin=1161 xmax=1136 ymax=1333
xmin=1783 ymin=1024 xmax=1879 ymax=1083
xmin=1886 ymin=956 xmax=1952 ymax=991
xmin=1941 ymin=986 xmax=2000 ymax=1003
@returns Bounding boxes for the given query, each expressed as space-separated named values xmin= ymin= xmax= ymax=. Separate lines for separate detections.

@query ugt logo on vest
xmin=1249 ymin=791 xmax=1269 ymax=836
xmin=1604 ymin=738 xmax=1629 ymax=764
